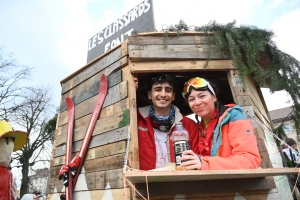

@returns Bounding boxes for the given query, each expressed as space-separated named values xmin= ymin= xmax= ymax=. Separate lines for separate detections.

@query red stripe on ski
xmin=72 ymin=74 xmax=108 ymax=190
xmin=65 ymin=97 xmax=74 ymax=200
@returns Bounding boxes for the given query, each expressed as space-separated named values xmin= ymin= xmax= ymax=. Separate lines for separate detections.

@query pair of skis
xmin=59 ymin=74 xmax=108 ymax=200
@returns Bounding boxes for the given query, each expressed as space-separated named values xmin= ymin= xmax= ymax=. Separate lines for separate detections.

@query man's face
xmin=147 ymin=82 xmax=175 ymax=111
xmin=33 ymin=194 xmax=38 ymax=200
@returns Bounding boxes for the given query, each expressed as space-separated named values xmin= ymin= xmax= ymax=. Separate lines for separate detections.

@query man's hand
xmin=180 ymin=150 xmax=202 ymax=170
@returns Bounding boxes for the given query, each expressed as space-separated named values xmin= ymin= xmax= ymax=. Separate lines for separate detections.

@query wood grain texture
xmin=58 ymin=97 xmax=128 ymax=127
xmin=57 ymin=81 xmax=128 ymax=127
xmin=128 ymin=35 xmax=212 ymax=45
xmin=61 ymin=47 xmax=127 ymax=94
xmin=47 ymin=188 xmax=131 ymax=200
xmin=129 ymin=49 xmax=229 ymax=61
xmin=134 ymin=177 xmax=276 ymax=197
xmin=130 ymin=60 xmax=235 ymax=73
xmin=60 ymin=70 xmax=122 ymax=112
xmin=51 ymin=141 xmax=126 ymax=167
xmin=124 ymin=168 xmax=299 ymax=184
xmin=54 ymin=126 xmax=128 ymax=157
xmin=55 ymin=109 xmax=129 ymax=147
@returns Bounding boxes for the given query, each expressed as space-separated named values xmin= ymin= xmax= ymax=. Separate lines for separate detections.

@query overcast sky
xmin=1 ymin=0 xmax=300 ymax=111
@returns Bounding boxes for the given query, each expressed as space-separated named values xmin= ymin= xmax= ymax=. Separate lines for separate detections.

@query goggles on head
xmin=182 ymin=77 xmax=216 ymax=99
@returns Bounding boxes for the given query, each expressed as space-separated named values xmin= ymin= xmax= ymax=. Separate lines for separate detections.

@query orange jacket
xmin=201 ymin=104 xmax=261 ymax=170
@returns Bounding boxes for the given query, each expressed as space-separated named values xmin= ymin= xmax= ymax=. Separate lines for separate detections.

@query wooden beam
xmin=129 ymin=49 xmax=229 ymax=61
xmin=134 ymin=177 xmax=276 ymax=197
xmin=124 ymin=168 xmax=299 ymax=184
xmin=129 ymin=60 xmax=235 ymax=73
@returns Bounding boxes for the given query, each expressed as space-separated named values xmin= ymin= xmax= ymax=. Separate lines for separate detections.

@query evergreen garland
xmin=163 ymin=20 xmax=300 ymax=143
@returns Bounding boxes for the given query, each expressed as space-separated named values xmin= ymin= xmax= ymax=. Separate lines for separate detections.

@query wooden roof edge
xmin=133 ymin=31 xmax=215 ymax=36
xmin=60 ymin=39 xmax=129 ymax=85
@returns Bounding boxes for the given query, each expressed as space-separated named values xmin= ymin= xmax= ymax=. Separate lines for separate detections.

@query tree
xmin=0 ymin=47 xmax=57 ymax=196
xmin=10 ymin=86 xmax=56 ymax=197
xmin=0 ymin=46 xmax=32 ymax=121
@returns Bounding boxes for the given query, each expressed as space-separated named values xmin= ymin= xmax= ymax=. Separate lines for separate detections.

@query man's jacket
xmin=201 ymin=104 xmax=261 ymax=170
xmin=137 ymin=105 xmax=199 ymax=170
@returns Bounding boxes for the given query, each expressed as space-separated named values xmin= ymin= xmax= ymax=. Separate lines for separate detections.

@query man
xmin=137 ymin=73 xmax=199 ymax=170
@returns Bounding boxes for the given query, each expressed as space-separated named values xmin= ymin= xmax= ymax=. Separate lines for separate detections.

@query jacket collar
xmin=139 ymin=105 xmax=183 ymax=124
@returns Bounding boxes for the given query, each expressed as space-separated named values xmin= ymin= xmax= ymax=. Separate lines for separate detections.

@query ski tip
xmin=66 ymin=97 xmax=74 ymax=108
xmin=101 ymin=74 xmax=107 ymax=83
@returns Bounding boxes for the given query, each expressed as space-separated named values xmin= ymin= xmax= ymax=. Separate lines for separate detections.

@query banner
xmin=87 ymin=0 xmax=155 ymax=63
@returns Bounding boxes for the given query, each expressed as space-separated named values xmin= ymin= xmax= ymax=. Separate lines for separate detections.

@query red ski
xmin=69 ymin=74 xmax=108 ymax=191
xmin=59 ymin=97 xmax=75 ymax=200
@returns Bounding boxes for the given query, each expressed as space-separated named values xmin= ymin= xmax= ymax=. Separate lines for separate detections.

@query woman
xmin=179 ymin=77 xmax=261 ymax=170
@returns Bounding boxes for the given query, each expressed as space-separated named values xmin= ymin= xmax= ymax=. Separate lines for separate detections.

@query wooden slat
xmin=57 ymin=81 xmax=128 ymax=127
xmin=47 ymin=188 xmax=131 ymax=200
xmin=130 ymin=60 xmax=235 ymax=73
xmin=51 ymin=141 xmax=126 ymax=167
xmin=60 ymin=70 xmax=122 ymax=112
xmin=55 ymin=109 xmax=129 ymax=147
xmin=129 ymin=49 xmax=229 ymax=61
xmin=134 ymin=177 xmax=276 ymax=197
xmin=58 ymin=97 xmax=128 ymax=128
xmin=129 ymin=44 xmax=219 ymax=51
xmin=74 ymin=169 xmax=126 ymax=191
xmin=122 ymin=64 xmax=139 ymax=170
xmin=128 ymin=35 xmax=212 ymax=45
xmin=135 ymin=190 xmax=282 ymax=200
xmin=83 ymin=153 xmax=125 ymax=173
xmin=54 ymin=126 xmax=128 ymax=157
xmin=61 ymin=47 xmax=127 ymax=94
xmin=124 ymin=168 xmax=299 ymax=184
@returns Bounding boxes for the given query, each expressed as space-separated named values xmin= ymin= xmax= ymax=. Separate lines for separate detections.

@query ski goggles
xmin=182 ymin=77 xmax=216 ymax=99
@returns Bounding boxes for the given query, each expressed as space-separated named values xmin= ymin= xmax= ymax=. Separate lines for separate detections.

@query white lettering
xmin=118 ymin=19 xmax=124 ymax=30
xmin=144 ymin=0 xmax=150 ymax=13
xmin=120 ymin=34 xmax=124 ymax=42
xmin=130 ymin=7 xmax=139 ymax=22
xmin=104 ymin=42 xmax=110 ymax=53
xmin=125 ymin=28 xmax=134 ymax=37
xmin=113 ymin=21 xmax=118 ymax=34
xmin=138 ymin=2 xmax=145 ymax=16
xmin=89 ymin=35 xmax=97 ymax=50
xmin=97 ymin=31 xmax=103 ymax=44
xmin=123 ymin=13 xmax=130 ymax=27
xmin=104 ymin=26 xmax=110 ymax=39
xmin=88 ymin=39 xmax=92 ymax=51
xmin=111 ymin=37 xmax=121 ymax=49
xmin=108 ymin=24 xmax=114 ymax=36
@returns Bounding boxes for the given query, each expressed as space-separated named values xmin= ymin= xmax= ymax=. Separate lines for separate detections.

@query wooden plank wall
xmin=227 ymin=69 xmax=292 ymax=199
xmin=47 ymin=42 xmax=134 ymax=199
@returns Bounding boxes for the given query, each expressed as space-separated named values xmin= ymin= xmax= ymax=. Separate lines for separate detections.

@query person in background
xmin=20 ymin=193 xmax=39 ymax=200
xmin=137 ymin=73 xmax=200 ymax=170
xmin=179 ymin=77 xmax=261 ymax=170
xmin=282 ymin=138 xmax=299 ymax=167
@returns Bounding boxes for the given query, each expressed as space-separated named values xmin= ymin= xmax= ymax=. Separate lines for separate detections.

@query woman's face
xmin=187 ymin=89 xmax=217 ymax=120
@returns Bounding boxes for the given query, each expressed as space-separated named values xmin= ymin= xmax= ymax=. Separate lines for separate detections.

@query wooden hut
xmin=47 ymin=32 xmax=299 ymax=200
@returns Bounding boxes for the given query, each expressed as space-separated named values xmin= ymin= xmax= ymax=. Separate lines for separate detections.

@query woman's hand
xmin=180 ymin=150 xmax=202 ymax=170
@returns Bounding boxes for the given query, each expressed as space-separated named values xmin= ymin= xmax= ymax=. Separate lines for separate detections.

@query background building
xmin=269 ymin=106 xmax=299 ymax=147
xmin=28 ymin=168 xmax=49 ymax=199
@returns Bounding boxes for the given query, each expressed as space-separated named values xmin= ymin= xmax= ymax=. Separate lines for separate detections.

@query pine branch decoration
xmin=163 ymin=20 xmax=300 ymax=142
